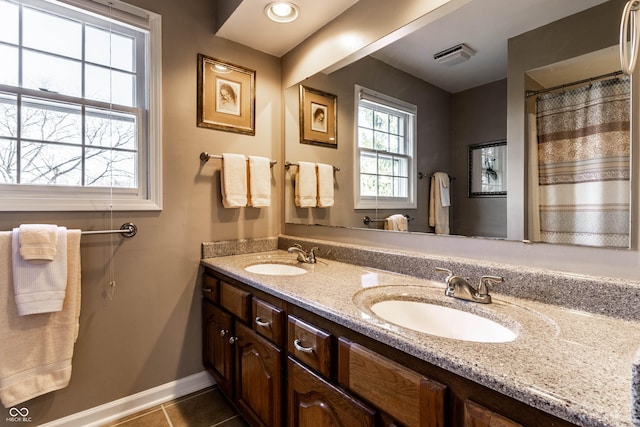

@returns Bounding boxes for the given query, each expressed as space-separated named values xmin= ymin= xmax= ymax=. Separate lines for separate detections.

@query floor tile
xmin=215 ymin=414 xmax=251 ymax=427
xmin=101 ymin=408 xmax=170 ymax=427
xmin=163 ymin=388 xmax=240 ymax=427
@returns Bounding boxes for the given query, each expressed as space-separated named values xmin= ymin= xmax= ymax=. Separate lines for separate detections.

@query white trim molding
xmin=39 ymin=371 xmax=215 ymax=427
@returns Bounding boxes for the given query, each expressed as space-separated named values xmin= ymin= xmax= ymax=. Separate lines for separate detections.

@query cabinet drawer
xmin=202 ymin=274 xmax=219 ymax=303
xmin=220 ymin=281 xmax=251 ymax=322
xmin=288 ymin=357 xmax=375 ymax=427
xmin=463 ymin=400 xmax=524 ymax=427
xmin=338 ymin=338 xmax=446 ymax=427
xmin=252 ymin=297 xmax=285 ymax=346
xmin=287 ymin=315 xmax=333 ymax=378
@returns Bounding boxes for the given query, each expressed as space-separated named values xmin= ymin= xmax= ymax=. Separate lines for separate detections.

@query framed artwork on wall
xmin=197 ymin=54 xmax=256 ymax=135
xmin=299 ymin=85 xmax=337 ymax=148
xmin=469 ymin=140 xmax=507 ymax=197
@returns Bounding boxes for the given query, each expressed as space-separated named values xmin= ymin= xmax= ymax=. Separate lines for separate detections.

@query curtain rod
xmin=525 ymin=70 xmax=624 ymax=98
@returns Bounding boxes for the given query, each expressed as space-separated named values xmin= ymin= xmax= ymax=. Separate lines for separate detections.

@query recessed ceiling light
xmin=265 ymin=2 xmax=299 ymax=23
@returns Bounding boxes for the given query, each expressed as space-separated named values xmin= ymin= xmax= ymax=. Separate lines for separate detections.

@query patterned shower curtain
xmin=535 ymin=76 xmax=630 ymax=248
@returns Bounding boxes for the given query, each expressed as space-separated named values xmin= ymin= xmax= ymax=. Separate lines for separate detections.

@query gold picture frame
xmin=197 ymin=54 xmax=255 ymax=135
xmin=299 ymin=85 xmax=337 ymax=148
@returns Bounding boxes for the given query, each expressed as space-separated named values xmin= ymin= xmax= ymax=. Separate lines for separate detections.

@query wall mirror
xmin=284 ymin=0 xmax=632 ymax=249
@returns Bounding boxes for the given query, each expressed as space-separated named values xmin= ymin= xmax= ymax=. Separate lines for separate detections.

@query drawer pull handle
xmin=219 ymin=329 xmax=228 ymax=337
xmin=293 ymin=339 xmax=314 ymax=354
xmin=202 ymin=287 xmax=213 ymax=293
xmin=255 ymin=316 xmax=271 ymax=328
xmin=229 ymin=336 xmax=238 ymax=344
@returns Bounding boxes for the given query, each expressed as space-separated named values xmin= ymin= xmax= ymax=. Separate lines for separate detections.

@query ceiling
xmin=371 ymin=0 xmax=609 ymax=93
xmin=217 ymin=0 xmax=612 ymax=92
xmin=215 ymin=0 xmax=360 ymax=57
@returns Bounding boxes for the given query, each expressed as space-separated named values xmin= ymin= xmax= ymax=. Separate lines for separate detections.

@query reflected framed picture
xmin=197 ymin=54 xmax=255 ymax=135
xmin=299 ymin=85 xmax=337 ymax=148
xmin=469 ymin=140 xmax=507 ymax=197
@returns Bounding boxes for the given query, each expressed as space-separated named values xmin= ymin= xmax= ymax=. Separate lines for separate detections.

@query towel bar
xmin=200 ymin=152 xmax=277 ymax=166
xmin=285 ymin=161 xmax=340 ymax=172
xmin=363 ymin=215 xmax=413 ymax=225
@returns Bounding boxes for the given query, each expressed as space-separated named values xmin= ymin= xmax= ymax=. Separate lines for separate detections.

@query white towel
xmin=429 ymin=173 xmax=450 ymax=235
xmin=316 ymin=163 xmax=334 ymax=207
xmin=436 ymin=172 xmax=451 ymax=207
xmin=295 ymin=161 xmax=317 ymax=208
xmin=221 ymin=153 xmax=247 ymax=208
xmin=12 ymin=227 xmax=68 ymax=316
xmin=384 ymin=214 xmax=408 ymax=231
xmin=0 ymin=229 xmax=81 ymax=407
xmin=248 ymin=156 xmax=271 ymax=208
xmin=19 ymin=224 xmax=58 ymax=262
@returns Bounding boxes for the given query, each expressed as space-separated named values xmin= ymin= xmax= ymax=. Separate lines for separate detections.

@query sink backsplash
xmin=202 ymin=235 xmax=640 ymax=321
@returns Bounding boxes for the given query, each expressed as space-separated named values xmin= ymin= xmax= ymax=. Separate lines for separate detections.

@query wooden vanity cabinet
xmin=202 ymin=268 xmax=579 ymax=427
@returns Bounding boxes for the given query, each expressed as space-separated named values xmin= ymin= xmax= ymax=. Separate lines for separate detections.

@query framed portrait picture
xmin=197 ymin=54 xmax=255 ymax=135
xmin=469 ymin=140 xmax=507 ymax=197
xmin=299 ymin=85 xmax=337 ymax=148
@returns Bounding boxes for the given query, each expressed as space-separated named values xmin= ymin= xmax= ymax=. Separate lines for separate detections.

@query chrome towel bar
xmin=200 ymin=152 xmax=277 ymax=166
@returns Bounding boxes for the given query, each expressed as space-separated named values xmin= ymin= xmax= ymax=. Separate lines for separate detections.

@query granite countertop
xmin=201 ymin=250 xmax=640 ymax=427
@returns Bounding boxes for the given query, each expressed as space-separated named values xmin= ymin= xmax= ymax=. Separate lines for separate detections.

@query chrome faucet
xmin=287 ymin=244 xmax=318 ymax=264
xmin=435 ymin=267 xmax=503 ymax=304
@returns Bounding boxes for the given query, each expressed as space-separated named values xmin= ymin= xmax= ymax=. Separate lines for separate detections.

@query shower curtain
xmin=534 ymin=76 xmax=630 ymax=248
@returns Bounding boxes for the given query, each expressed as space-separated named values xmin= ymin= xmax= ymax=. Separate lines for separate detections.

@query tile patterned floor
xmin=101 ymin=387 xmax=250 ymax=427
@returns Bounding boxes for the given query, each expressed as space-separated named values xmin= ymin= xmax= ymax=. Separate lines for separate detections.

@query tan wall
xmin=0 ymin=0 xmax=282 ymax=423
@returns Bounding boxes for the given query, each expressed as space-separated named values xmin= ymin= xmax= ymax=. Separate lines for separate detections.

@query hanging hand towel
xmin=221 ymin=153 xmax=248 ymax=208
xmin=19 ymin=224 xmax=58 ymax=262
xmin=0 ymin=229 xmax=81 ymax=408
xmin=12 ymin=227 xmax=68 ymax=316
xmin=247 ymin=156 xmax=271 ymax=208
xmin=384 ymin=214 xmax=408 ymax=231
xmin=436 ymin=172 xmax=451 ymax=207
xmin=295 ymin=161 xmax=317 ymax=207
xmin=316 ymin=163 xmax=334 ymax=207
xmin=429 ymin=173 xmax=450 ymax=235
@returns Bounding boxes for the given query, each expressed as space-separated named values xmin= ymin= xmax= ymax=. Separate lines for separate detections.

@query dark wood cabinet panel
xmin=253 ymin=297 xmax=285 ymax=346
xmin=288 ymin=357 xmax=375 ymax=427
xmin=202 ymin=299 xmax=234 ymax=397
xmin=463 ymin=400 xmax=524 ymax=427
xmin=287 ymin=315 xmax=333 ymax=378
xmin=234 ymin=322 xmax=283 ymax=427
xmin=220 ymin=281 xmax=252 ymax=322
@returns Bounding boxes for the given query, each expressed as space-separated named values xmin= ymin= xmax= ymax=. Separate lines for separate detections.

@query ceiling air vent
xmin=433 ymin=43 xmax=476 ymax=65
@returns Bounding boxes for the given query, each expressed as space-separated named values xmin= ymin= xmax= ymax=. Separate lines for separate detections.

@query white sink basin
xmin=244 ymin=263 xmax=308 ymax=276
xmin=370 ymin=300 xmax=517 ymax=343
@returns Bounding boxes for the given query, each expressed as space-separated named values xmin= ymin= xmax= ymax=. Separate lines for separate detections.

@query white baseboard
xmin=39 ymin=371 xmax=215 ymax=427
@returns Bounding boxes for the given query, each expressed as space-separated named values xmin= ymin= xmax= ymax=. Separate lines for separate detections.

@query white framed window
xmin=0 ymin=0 xmax=162 ymax=211
xmin=354 ymin=85 xmax=417 ymax=209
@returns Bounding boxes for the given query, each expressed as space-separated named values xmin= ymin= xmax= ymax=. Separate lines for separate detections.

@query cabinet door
xmin=463 ymin=400 xmax=524 ymax=427
xmin=234 ymin=322 xmax=283 ymax=427
xmin=288 ymin=357 xmax=375 ymax=427
xmin=202 ymin=299 xmax=234 ymax=398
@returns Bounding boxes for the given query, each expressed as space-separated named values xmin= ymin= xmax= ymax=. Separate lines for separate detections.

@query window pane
xmin=20 ymin=141 xmax=82 ymax=185
xmin=374 ymin=131 xmax=388 ymax=151
xmin=358 ymin=128 xmax=373 ymax=149
xmin=21 ymin=97 xmax=82 ymax=144
xmin=358 ymin=106 xmax=373 ymax=129
xmin=0 ymin=94 xmax=17 ymax=137
xmin=85 ymin=148 xmax=137 ymax=188
xmin=374 ymin=111 xmax=388 ymax=131
xmin=86 ymin=26 xmax=135 ymax=72
xmin=86 ymin=109 xmax=137 ymax=150
xmin=0 ymin=139 xmax=17 ymax=183
xmin=0 ymin=0 xmax=18 ymax=44
xmin=378 ymin=175 xmax=393 ymax=197
xmin=378 ymin=156 xmax=393 ymax=175
xmin=389 ymin=135 xmax=400 ymax=153
xmin=23 ymin=51 xmax=82 ymax=97
xmin=0 ymin=45 xmax=18 ymax=86
xmin=85 ymin=65 xmax=135 ymax=106
xmin=389 ymin=115 xmax=399 ymax=135
xmin=394 ymin=177 xmax=408 ymax=197
xmin=360 ymin=174 xmax=377 ymax=196
xmin=360 ymin=152 xmax=377 ymax=174
xmin=23 ymin=7 xmax=81 ymax=59
xmin=394 ymin=157 xmax=408 ymax=177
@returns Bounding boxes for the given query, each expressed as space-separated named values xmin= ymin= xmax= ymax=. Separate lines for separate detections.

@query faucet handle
xmin=308 ymin=247 xmax=318 ymax=262
xmin=479 ymin=275 xmax=503 ymax=296
xmin=435 ymin=267 xmax=453 ymax=276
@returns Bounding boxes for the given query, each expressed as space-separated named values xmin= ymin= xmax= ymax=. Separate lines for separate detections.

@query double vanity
xmin=201 ymin=236 xmax=640 ymax=426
